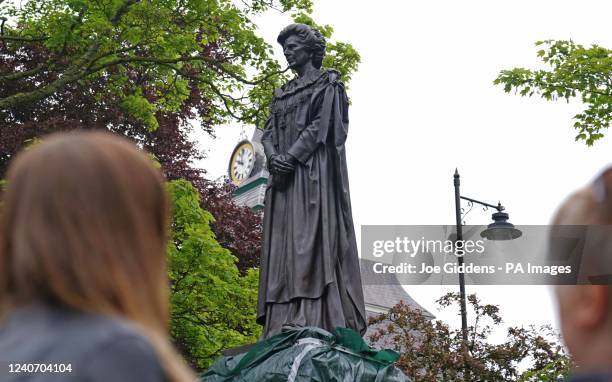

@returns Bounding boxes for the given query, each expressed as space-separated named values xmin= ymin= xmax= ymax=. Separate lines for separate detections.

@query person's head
xmin=0 ymin=131 xmax=193 ymax=381
xmin=553 ymin=167 xmax=612 ymax=370
xmin=277 ymin=23 xmax=326 ymax=70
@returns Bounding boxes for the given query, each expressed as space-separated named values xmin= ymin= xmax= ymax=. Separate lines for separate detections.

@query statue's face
xmin=282 ymin=35 xmax=312 ymax=69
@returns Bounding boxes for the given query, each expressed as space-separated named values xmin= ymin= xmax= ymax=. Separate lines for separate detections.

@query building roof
xmin=360 ymin=259 xmax=434 ymax=319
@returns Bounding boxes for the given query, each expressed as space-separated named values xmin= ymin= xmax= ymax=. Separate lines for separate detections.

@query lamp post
xmin=453 ymin=169 xmax=521 ymax=346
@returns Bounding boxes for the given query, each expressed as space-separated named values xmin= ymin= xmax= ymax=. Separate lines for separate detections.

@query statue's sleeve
xmin=261 ymin=111 xmax=277 ymax=165
xmin=287 ymin=79 xmax=348 ymax=164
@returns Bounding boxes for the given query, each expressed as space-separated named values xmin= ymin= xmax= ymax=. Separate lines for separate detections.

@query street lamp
xmin=453 ymin=169 xmax=522 ymax=345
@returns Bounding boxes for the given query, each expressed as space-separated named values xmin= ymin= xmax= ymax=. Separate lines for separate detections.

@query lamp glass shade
xmin=480 ymin=211 xmax=522 ymax=241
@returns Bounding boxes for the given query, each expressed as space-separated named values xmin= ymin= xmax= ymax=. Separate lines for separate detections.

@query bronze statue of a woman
xmin=257 ymin=24 xmax=367 ymax=339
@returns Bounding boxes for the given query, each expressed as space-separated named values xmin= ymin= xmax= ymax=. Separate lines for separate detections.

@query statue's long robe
xmin=257 ymin=69 xmax=367 ymax=339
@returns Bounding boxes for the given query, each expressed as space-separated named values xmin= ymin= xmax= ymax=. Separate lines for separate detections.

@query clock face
xmin=229 ymin=141 xmax=255 ymax=185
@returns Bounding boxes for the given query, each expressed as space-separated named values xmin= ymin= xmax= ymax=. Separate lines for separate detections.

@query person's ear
xmin=572 ymin=285 xmax=609 ymax=329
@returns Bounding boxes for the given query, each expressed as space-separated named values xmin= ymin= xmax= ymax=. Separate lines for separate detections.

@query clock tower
xmin=227 ymin=128 xmax=268 ymax=210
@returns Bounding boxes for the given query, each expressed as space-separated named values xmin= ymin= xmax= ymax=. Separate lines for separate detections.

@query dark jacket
xmin=0 ymin=303 xmax=166 ymax=381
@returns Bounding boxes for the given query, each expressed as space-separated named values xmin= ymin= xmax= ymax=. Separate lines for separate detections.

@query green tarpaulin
xmin=201 ymin=326 xmax=411 ymax=382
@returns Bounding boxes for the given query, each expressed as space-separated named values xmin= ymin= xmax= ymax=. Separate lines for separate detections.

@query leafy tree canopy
xmin=368 ymin=293 xmax=571 ymax=382
xmin=167 ymin=179 xmax=260 ymax=370
xmin=0 ymin=0 xmax=360 ymax=131
xmin=495 ymin=40 xmax=612 ymax=146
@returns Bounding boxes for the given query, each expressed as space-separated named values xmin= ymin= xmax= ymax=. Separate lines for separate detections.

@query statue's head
xmin=277 ymin=23 xmax=326 ymax=70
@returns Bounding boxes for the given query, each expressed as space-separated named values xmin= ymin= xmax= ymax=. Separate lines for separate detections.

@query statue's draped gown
xmin=258 ymin=69 xmax=367 ymax=339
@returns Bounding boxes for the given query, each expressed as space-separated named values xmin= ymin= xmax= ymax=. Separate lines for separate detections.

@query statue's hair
xmin=277 ymin=23 xmax=326 ymax=69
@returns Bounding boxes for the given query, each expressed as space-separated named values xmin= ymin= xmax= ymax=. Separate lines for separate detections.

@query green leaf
xmin=120 ymin=93 xmax=159 ymax=131
xmin=495 ymin=39 xmax=612 ymax=146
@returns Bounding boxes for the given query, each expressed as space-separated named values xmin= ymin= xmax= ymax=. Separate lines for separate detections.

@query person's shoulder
xmin=79 ymin=328 xmax=166 ymax=382
xmin=0 ymin=304 xmax=166 ymax=382
xmin=69 ymin=311 xmax=166 ymax=381
xmin=0 ymin=303 xmax=118 ymax=353
xmin=65 ymin=310 xmax=166 ymax=381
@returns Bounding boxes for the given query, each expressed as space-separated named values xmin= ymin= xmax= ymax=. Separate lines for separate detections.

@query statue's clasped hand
xmin=270 ymin=154 xmax=297 ymax=174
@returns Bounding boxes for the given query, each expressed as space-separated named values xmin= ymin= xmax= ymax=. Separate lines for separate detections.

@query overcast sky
xmin=195 ymin=0 xmax=612 ymax=342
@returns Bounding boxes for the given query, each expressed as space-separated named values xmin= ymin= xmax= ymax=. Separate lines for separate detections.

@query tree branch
xmin=0 ymin=63 xmax=46 ymax=82
xmin=0 ymin=35 xmax=48 ymax=42
xmin=211 ymin=61 xmax=289 ymax=85
xmin=88 ymin=44 xmax=140 ymax=67
xmin=155 ymin=62 xmax=253 ymax=121
xmin=207 ymin=80 xmax=249 ymax=121
xmin=110 ymin=0 xmax=141 ymax=25
xmin=0 ymin=42 xmax=100 ymax=110
xmin=86 ymin=55 xmax=205 ymax=74
xmin=86 ymin=55 xmax=255 ymax=122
